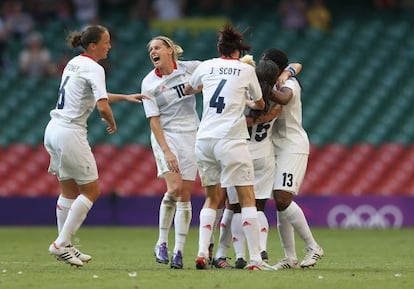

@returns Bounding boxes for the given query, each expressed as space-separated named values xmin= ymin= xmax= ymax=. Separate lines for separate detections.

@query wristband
xmin=285 ymin=65 xmax=296 ymax=77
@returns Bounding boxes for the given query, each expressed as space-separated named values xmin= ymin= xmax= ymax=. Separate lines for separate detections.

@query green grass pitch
xmin=0 ymin=227 xmax=413 ymax=289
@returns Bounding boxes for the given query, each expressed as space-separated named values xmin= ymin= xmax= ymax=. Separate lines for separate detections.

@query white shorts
xmin=151 ymin=131 xmax=197 ymax=181
xmin=227 ymin=154 xmax=274 ymax=204
xmin=195 ymin=138 xmax=254 ymax=187
xmin=273 ymin=153 xmax=308 ymax=195
xmin=43 ymin=120 xmax=98 ymax=185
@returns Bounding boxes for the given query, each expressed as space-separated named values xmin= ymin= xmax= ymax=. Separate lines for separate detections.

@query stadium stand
xmin=0 ymin=1 xmax=413 ymax=197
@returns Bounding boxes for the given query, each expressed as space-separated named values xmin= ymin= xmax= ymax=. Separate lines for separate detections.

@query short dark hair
xmin=217 ymin=23 xmax=251 ymax=57
xmin=261 ymin=48 xmax=288 ymax=71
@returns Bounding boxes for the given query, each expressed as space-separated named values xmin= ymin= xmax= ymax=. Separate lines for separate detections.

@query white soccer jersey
xmin=189 ymin=57 xmax=262 ymax=139
xmin=141 ymin=60 xmax=201 ymax=133
xmin=247 ymin=107 xmax=277 ymax=159
xmin=49 ymin=54 xmax=108 ymax=127
xmin=272 ymin=77 xmax=310 ymax=154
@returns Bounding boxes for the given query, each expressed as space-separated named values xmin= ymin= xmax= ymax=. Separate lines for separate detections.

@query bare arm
xmin=246 ymin=103 xmax=283 ymax=126
xmin=96 ymin=99 xmax=117 ymax=134
xmin=184 ymin=84 xmax=203 ymax=95
xmin=246 ymin=97 xmax=266 ymax=111
xmin=277 ymin=62 xmax=302 ymax=88
xmin=107 ymin=93 xmax=150 ymax=103
xmin=149 ymin=116 xmax=180 ymax=173
xmin=269 ymin=87 xmax=293 ymax=105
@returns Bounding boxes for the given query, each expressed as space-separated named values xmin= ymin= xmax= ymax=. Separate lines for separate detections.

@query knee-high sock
xmin=278 ymin=201 xmax=318 ymax=256
xmin=157 ymin=192 xmax=177 ymax=246
xmin=173 ymin=201 xmax=192 ymax=253
xmin=277 ymin=210 xmax=297 ymax=260
xmin=257 ymin=211 xmax=269 ymax=253
xmin=231 ymin=212 xmax=246 ymax=260
xmin=241 ymin=206 xmax=261 ymax=263
xmin=55 ymin=194 xmax=93 ymax=247
xmin=209 ymin=207 xmax=224 ymax=247
xmin=56 ymin=195 xmax=74 ymax=234
xmin=198 ymin=208 xmax=216 ymax=257
xmin=215 ymin=208 xmax=233 ymax=259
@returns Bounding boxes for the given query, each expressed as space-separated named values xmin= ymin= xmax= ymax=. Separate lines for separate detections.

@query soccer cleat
xmin=67 ymin=245 xmax=92 ymax=263
xmin=234 ymin=257 xmax=247 ymax=269
xmin=212 ymin=257 xmax=234 ymax=269
xmin=245 ymin=260 xmax=276 ymax=271
xmin=260 ymin=250 xmax=269 ymax=262
xmin=195 ymin=256 xmax=209 ymax=269
xmin=49 ymin=242 xmax=83 ymax=267
xmin=300 ymin=246 xmax=324 ymax=268
xmin=154 ymin=242 xmax=169 ymax=264
xmin=170 ymin=251 xmax=183 ymax=269
xmin=273 ymin=258 xmax=299 ymax=269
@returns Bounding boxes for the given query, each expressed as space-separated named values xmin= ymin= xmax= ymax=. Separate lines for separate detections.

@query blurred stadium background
xmin=0 ymin=0 xmax=413 ymax=227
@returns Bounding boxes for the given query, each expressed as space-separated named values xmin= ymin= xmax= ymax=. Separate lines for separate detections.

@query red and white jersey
xmin=49 ymin=54 xmax=108 ymax=127
xmin=141 ymin=60 xmax=201 ymax=133
xmin=189 ymin=57 xmax=262 ymax=139
xmin=272 ymin=77 xmax=310 ymax=154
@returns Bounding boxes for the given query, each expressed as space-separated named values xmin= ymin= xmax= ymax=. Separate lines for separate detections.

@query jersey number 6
xmin=56 ymin=76 xmax=70 ymax=109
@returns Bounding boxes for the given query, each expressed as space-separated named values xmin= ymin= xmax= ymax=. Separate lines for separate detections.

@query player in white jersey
xmin=141 ymin=36 xmax=201 ymax=269
xmin=44 ymin=25 xmax=147 ymax=267
xmin=262 ymin=48 xmax=324 ymax=269
xmin=185 ymin=24 xmax=275 ymax=271
xmin=210 ymin=57 xmax=302 ymax=269
xmin=225 ymin=58 xmax=281 ymax=268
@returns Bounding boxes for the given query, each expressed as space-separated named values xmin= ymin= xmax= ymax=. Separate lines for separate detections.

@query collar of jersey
xmin=154 ymin=61 xmax=177 ymax=78
xmin=80 ymin=53 xmax=95 ymax=61
xmin=220 ymin=56 xmax=238 ymax=60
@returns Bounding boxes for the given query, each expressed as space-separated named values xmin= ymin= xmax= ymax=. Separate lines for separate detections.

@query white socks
xmin=157 ymin=192 xmax=177 ymax=245
xmin=277 ymin=201 xmax=318 ymax=259
xmin=215 ymin=208 xmax=233 ymax=259
xmin=257 ymin=210 xmax=269 ymax=253
xmin=277 ymin=210 xmax=297 ymax=260
xmin=173 ymin=201 xmax=192 ymax=253
xmin=56 ymin=195 xmax=74 ymax=234
xmin=241 ymin=206 xmax=261 ymax=263
xmin=198 ymin=208 xmax=216 ymax=257
xmin=55 ymin=194 xmax=93 ymax=247
xmin=231 ymin=212 xmax=246 ymax=260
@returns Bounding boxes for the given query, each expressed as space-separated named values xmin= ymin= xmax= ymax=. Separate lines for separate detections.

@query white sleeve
xmin=248 ymin=67 xmax=263 ymax=101
xmin=188 ymin=63 xmax=203 ymax=89
xmin=141 ymin=79 xmax=160 ymax=118
xmin=89 ymin=64 xmax=108 ymax=101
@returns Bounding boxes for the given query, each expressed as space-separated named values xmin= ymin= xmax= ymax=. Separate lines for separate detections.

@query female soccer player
xmin=262 ymin=48 xmax=324 ymax=269
xmin=44 ymin=25 xmax=147 ymax=267
xmin=185 ymin=24 xmax=274 ymax=271
xmin=141 ymin=36 xmax=201 ymax=269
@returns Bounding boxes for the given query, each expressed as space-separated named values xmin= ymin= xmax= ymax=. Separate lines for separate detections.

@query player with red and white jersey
xmin=185 ymin=24 xmax=275 ymax=271
xmin=142 ymin=36 xmax=201 ymax=269
xmin=262 ymin=48 xmax=324 ymax=270
xmin=44 ymin=25 xmax=146 ymax=267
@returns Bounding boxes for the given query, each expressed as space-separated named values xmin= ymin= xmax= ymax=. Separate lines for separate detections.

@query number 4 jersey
xmin=189 ymin=57 xmax=262 ymax=140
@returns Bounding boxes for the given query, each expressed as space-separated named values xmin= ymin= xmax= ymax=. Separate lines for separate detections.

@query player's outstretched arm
xmin=184 ymin=84 xmax=202 ymax=95
xmin=107 ymin=93 xmax=150 ymax=103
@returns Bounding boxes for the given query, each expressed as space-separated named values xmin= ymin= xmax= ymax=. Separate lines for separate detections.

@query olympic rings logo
xmin=327 ymin=204 xmax=403 ymax=228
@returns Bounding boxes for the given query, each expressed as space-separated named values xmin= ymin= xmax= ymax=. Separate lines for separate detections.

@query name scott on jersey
xmin=209 ymin=67 xmax=241 ymax=76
